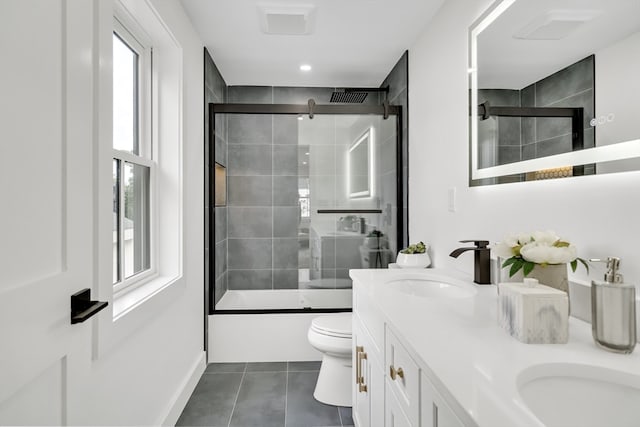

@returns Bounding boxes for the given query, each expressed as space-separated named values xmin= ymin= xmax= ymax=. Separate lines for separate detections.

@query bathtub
xmin=208 ymin=289 xmax=352 ymax=362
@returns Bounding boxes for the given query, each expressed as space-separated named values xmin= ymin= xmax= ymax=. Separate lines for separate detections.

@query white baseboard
xmin=159 ymin=351 xmax=207 ymax=426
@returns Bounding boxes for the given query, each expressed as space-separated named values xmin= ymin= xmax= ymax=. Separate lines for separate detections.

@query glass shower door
xmin=212 ymin=109 xmax=399 ymax=311
xmin=300 ymin=114 xmax=398 ymax=291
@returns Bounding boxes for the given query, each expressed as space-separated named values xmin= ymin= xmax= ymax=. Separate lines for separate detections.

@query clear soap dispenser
xmin=590 ymin=257 xmax=636 ymax=353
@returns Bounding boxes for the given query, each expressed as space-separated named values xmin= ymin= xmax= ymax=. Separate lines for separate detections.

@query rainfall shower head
xmin=330 ymin=90 xmax=368 ymax=103
xmin=330 ymin=87 xmax=389 ymax=103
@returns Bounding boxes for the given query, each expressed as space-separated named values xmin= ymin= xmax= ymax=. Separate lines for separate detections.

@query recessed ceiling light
xmin=300 ymin=64 xmax=312 ymax=72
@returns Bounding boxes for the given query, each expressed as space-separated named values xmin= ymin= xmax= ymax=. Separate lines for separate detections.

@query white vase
xmin=396 ymin=252 xmax=431 ymax=269
xmin=501 ymin=263 xmax=569 ymax=293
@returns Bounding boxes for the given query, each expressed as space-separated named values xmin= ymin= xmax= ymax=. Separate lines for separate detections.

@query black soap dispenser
xmin=590 ymin=257 xmax=637 ymax=353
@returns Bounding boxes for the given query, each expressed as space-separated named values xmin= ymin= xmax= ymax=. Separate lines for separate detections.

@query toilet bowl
xmin=307 ymin=313 xmax=353 ymax=407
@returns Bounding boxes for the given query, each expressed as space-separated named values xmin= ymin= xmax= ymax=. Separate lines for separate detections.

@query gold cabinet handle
xmin=359 ymin=350 xmax=368 ymax=393
xmin=389 ymin=365 xmax=405 ymax=380
xmin=355 ymin=346 xmax=363 ymax=385
xmin=355 ymin=346 xmax=368 ymax=393
xmin=359 ymin=351 xmax=367 ymax=391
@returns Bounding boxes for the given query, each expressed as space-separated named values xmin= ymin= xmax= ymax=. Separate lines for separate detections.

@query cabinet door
xmin=385 ymin=379 xmax=412 ymax=427
xmin=421 ymin=374 xmax=465 ymax=427
xmin=352 ymin=322 xmax=370 ymax=427
xmin=353 ymin=317 xmax=385 ymax=427
xmin=368 ymin=345 xmax=385 ymax=427
xmin=386 ymin=328 xmax=421 ymax=425
xmin=433 ymin=392 xmax=464 ymax=427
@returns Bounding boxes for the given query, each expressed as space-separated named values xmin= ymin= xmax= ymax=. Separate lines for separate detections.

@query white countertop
xmin=350 ymin=268 xmax=640 ymax=427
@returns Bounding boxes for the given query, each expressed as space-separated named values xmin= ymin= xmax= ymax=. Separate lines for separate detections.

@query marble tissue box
xmin=498 ymin=279 xmax=569 ymax=344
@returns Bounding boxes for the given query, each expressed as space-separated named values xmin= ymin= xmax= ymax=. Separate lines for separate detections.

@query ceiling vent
xmin=513 ymin=10 xmax=601 ymax=40
xmin=259 ymin=5 xmax=316 ymax=35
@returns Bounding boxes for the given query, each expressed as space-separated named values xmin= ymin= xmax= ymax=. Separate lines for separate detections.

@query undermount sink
xmin=517 ymin=363 xmax=640 ymax=427
xmin=386 ymin=278 xmax=477 ymax=298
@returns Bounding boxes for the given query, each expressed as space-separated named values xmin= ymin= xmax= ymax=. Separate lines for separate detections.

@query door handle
xmin=71 ymin=288 xmax=108 ymax=324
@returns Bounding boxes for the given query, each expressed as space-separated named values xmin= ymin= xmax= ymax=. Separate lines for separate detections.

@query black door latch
xmin=71 ymin=288 xmax=108 ymax=324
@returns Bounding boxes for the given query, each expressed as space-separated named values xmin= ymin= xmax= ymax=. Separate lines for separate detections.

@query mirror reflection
xmin=471 ymin=0 xmax=640 ymax=184
xmin=348 ymin=128 xmax=372 ymax=198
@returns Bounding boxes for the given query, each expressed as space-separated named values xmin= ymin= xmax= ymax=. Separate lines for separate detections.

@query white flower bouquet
xmin=492 ymin=230 xmax=589 ymax=277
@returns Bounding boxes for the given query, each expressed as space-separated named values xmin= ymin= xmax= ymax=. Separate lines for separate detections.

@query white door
xmin=0 ymin=1 xmax=99 ymax=424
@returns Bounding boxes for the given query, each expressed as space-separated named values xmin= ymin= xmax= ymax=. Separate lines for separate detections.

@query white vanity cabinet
xmin=352 ymin=280 xmax=468 ymax=427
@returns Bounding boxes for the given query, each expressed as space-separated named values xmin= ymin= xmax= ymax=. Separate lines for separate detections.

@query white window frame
xmin=112 ymin=15 xmax=157 ymax=295
xmin=96 ymin=0 xmax=184 ymax=355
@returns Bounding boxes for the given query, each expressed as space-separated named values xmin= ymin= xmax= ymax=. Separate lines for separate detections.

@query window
xmin=98 ymin=0 xmax=183 ymax=346
xmin=112 ymin=19 xmax=153 ymax=293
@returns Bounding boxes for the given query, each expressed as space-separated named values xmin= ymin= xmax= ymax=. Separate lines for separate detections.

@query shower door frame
xmin=206 ymin=101 xmax=406 ymax=316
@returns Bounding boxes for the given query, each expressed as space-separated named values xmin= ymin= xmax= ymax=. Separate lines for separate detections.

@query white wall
xmin=75 ymin=0 xmax=205 ymax=425
xmin=595 ymin=31 xmax=640 ymax=174
xmin=409 ymin=0 xmax=640 ymax=288
xmin=595 ymin=31 xmax=640 ymax=148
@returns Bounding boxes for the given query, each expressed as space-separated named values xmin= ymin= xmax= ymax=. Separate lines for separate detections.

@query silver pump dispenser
xmin=592 ymin=257 xmax=624 ymax=283
xmin=589 ymin=257 xmax=636 ymax=353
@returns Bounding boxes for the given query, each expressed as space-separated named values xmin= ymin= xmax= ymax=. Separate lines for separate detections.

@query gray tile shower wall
xmin=477 ymin=55 xmax=594 ymax=174
xmin=226 ymin=87 xmax=292 ymax=290
xmin=224 ymin=78 xmax=406 ymax=290
xmin=477 ymin=89 xmax=522 ymax=168
xmin=206 ymin=56 xmax=408 ymax=298
xmin=205 ymin=48 xmax=229 ymax=306
xmin=523 ymin=55 xmax=595 ymax=154
xmin=381 ymin=51 xmax=409 ymax=249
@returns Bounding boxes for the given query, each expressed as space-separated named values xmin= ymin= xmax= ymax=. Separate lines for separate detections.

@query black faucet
xmin=449 ymin=240 xmax=492 ymax=285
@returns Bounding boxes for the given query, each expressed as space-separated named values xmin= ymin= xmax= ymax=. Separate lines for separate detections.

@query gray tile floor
xmin=177 ymin=362 xmax=354 ymax=427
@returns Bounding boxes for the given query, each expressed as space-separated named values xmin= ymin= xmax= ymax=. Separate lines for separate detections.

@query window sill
xmin=113 ymin=274 xmax=182 ymax=320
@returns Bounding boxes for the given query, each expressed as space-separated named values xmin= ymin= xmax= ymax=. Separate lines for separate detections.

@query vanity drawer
xmin=385 ymin=327 xmax=420 ymax=426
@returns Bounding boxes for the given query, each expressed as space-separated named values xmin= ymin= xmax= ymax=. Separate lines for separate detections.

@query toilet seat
xmin=310 ymin=314 xmax=352 ymax=339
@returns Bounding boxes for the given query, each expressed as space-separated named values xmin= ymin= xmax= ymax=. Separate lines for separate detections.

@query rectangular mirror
xmin=348 ymin=127 xmax=373 ymax=198
xmin=469 ymin=0 xmax=640 ymax=185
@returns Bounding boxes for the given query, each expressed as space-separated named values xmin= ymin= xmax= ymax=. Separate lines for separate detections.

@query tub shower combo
xmin=206 ymin=89 xmax=406 ymax=364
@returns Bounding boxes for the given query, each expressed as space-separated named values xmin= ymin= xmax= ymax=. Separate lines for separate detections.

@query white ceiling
xmin=179 ymin=0 xmax=445 ymax=87
xmin=478 ymin=0 xmax=640 ymax=89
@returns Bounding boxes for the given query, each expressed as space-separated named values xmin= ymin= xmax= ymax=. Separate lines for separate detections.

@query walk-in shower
xmin=205 ymin=96 xmax=405 ymax=361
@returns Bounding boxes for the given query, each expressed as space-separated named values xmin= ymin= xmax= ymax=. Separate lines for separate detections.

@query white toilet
xmin=307 ymin=313 xmax=353 ymax=407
